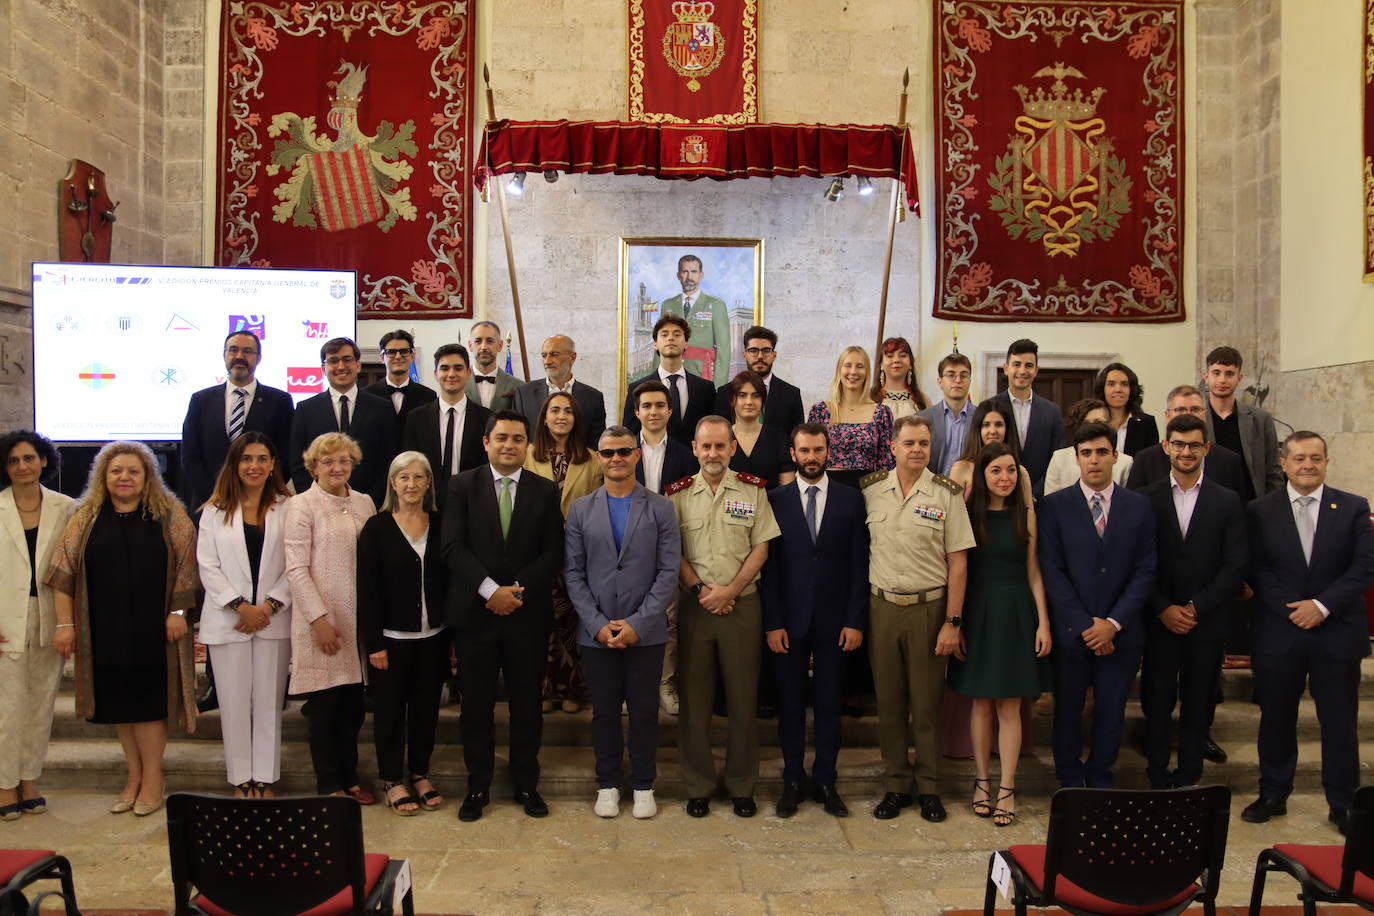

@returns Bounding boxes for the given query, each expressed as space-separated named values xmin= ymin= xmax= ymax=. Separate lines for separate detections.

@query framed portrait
xmin=617 ymin=237 xmax=764 ymax=407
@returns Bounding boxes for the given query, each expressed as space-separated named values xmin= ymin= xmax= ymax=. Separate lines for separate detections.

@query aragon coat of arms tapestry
xmin=933 ymin=1 xmax=1185 ymax=323
xmin=215 ymin=1 xmax=475 ymax=318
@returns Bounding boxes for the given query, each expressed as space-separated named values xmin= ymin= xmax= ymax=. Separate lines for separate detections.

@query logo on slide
xmin=152 ymin=366 xmax=185 ymax=388
xmin=107 ymin=314 xmax=143 ymax=334
xmin=329 ymin=280 xmax=348 ymax=299
xmin=78 ymin=365 xmax=117 ymax=389
xmin=303 ymin=321 xmax=329 ymax=339
xmin=53 ymin=313 xmax=83 ymax=335
xmin=287 ymin=367 xmax=325 ymax=394
xmin=229 ymin=315 xmax=267 ymax=338
xmin=166 ymin=314 xmax=198 ymax=332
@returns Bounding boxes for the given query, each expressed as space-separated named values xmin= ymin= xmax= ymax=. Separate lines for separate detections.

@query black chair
xmin=1248 ymin=784 xmax=1374 ymax=915
xmin=0 ymin=850 xmax=79 ymax=916
xmin=166 ymin=793 xmax=414 ymax=916
xmin=982 ymin=786 xmax=1231 ymax=916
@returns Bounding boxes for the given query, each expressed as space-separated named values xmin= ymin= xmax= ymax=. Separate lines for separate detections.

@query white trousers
xmin=208 ymin=638 xmax=291 ymax=785
xmin=0 ymin=598 xmax=62 ymax=788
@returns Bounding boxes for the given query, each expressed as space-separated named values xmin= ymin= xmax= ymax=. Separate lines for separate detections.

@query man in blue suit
xmin=762 ymin=423 xmax=868 ymax=818
xmin=564 ymin=425 xmax=682 ymax=820
xmin=993 ymin=339 xmax=1065 ymax=496
xmin=1038 ymin=420 xmax=1157 ymax=788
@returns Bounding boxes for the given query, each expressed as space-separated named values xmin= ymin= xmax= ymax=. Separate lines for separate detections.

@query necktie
xmin=228 ymin=388 xmax=247 ymax=441
xmin=338 ymin=395 xmax=350 ymax=434
xmin=498 ymin=477 xmax=513 ymax=538
xmin=1295 ymin=495 xmax=1316 ymax=564
xmin=666 ymin=373 xmax=682 ymax=419
xmin=805 ymin=485 xmax=819 ymax=544
xmin=442 ymin=407 xmax=456 ymax=474
xmin=475 ymin=375 xmax=495 ymax=384
xmin=1091 ymin=492 xmax=1106 ymax=539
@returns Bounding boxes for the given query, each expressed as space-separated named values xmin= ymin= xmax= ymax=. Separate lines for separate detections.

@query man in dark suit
xmin=1127 ymin=385 xmax=1249 ymax=497
xmin=762 ymin=422 xmax=868 ymax=818
xmin=993 ymin=339 xmax=1065 ymax=496
xmin=401 ymin=343 xmax=490 ymax=505
xmin=180 ymin=330 xmax=294 ymax=510
xmin=1242 ymin=430 xmax=1374 ymax=835
xmin=711 ymin=326 xmax=805 ymax=434
xmin=288 ymin=337 xmax=398 ymax=506
xmin=364 ymin=329 xmax=437 ymax=429
xmin=464 ymin=320 xmax=522 ymax=410
xmin=1038 ymin=421 xmax=1157 ymax=788
xmin=513 ymin=334 xmax=606 ymax=448
xmin=1203 ymin=346 xmax=1283 ymax=501
xmin=1141 ymin=414 xmax=1247 ymax=789
xmin=442 ymin=410 xmax=565 ymax=822
xmin=623 ymin=315 xmax=715 ymax=447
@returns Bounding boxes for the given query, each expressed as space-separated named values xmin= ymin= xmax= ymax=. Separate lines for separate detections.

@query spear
xmin=874 ymin=67 xmax=910 ymax=364
xmin=484 ymin=64 xmax=531 ymax=380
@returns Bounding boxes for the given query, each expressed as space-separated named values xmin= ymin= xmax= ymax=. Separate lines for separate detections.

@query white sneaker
xmin=594 ymin=787 xmax=620 ymax=818
xmin=659 ymin=686 xmax=680 ymax=716
xmin=632 ymin=789 xmax=657 ymax=819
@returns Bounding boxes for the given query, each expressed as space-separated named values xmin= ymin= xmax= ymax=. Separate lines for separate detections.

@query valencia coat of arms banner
xmin=215 ymin=1 xmax=475 ymax=318
xmin=628 ymin=0 xmax=758 ymax=124
xmin=933 ymin=1 xmax=1184 ymax=323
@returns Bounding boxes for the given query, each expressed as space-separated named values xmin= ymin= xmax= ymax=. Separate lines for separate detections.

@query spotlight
xmin=823 ymin=177 xmax=844 ymax=202
xmin=507 ymin=172 xmax=526 ymax=196
xmin=857 ymin=176 xmax=875 ymax=196
xmin=543 ymin=169 xmax=560 ymax=183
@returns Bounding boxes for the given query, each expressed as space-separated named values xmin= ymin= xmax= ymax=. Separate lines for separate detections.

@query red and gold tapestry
xmin=628 ymin=0 xmax=758 ymax=124
xmin=1364 ymin=0 xmax=1374 ymax=280
xmin=215 ymin=1 xmax=475 ymax=318
xmin=933 ymin=1 xmax=1184 ymax=323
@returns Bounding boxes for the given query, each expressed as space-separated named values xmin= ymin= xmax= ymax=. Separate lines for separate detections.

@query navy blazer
xmin=634 ymin=434 xmax=698 ymax=494
xmin=563 ymin=484 xmax=681 ymax=647
xmin=712 ymin=375 xmax=805 ymax=434
xmin=1125 ymin=441 xmax=1249 ymax=498
xmin=180 ymin=383 xmax=295 ymax=510
xmin=1037 ymin=483 xmax=1157 ymax=650
xmin=993 ymin=390 xmax=1066 ymax=494
xmin=289 ymin=389 xmax=398 ymax=507
xmin=1144 ymin=476 xmax=1248 ymax=641
xmin=1248 ymin=485 xmax=1374 ymax=660
xmin=623 ymin=369 xmax=716 ymax=447
xmin=760 ymin=478 xmax=868 ymax=638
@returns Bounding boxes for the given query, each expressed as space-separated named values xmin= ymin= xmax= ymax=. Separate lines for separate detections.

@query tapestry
xmin=215 ymin=1 xmax=475 ymax=318
xmin=933 ymin=1 xmax=1184 ymax=323
xmin=1365 ymin=0 xmax=1374 ymax=280
xmin=628 ymin=0 xmax=758 ymax=124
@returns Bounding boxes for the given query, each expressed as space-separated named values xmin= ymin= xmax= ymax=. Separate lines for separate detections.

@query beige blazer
xmin=0 ymin=486 xmax=75 ymax=653
xmin=523 ymin=453 xmax=604 ymax=519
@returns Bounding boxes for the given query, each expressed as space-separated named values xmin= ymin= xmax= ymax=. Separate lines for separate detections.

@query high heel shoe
xmin=971 ymin=777 xmax=993 ymax=818
xmin=383 ymin=781 xmax=420 ymax=817
xmin=993 ymin=786 xmax=1017 ymax=827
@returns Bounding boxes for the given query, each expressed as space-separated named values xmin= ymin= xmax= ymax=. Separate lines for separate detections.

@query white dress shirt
xmin=437 ymin=396 xmax=467 ymax=474
xmin=640 ymin=432 xmax=667 ymax=493
xmin=546 ymin=376 xmax=575 ymax=397
xmin=224 ymin=380 xmax=258 ymax=435
xmin=472 ymin=367 xmax=499 ymax=407
xmin=657 ymin=365 xmax=687 ymax=419
xmin=1287 ymin=481 xmax=1330 ymax=617
xmin=477 ymin=466 xmax=524 ymax=600
xmin=385 ymin=380 xmax=408 ymax=414
xmin=1009 ymin=391 xmax=1033 ymax=445
xmin=328 ymin=385 xmax=360 ymax=429
xmin=796 ymin=472 xmax=829 ymax=532
xmin=1115 ymin=417 xmax=1132 ymax=454
xmin=1169 ymin=470 xmax=1202 ymax=538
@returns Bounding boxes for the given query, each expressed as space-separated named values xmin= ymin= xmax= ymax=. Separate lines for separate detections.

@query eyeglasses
xmin=941 ymin=371 xmax=971 ymax=381
xmin=744 ymin=347 xmax=775 ymax=356
xmin=324 ymin=355 xmax=358 ymax=367
xmin=224 ymin=346 xmax=259 ymax=357
xmin=316 ymin=456 xmax=354 ymax=467
xmin=1167 ymin=440 xmax=1208 ymax=453
xmin=596 ymin=447 xmax=637 ymax=458
xmin=1168 ymin=406 xmax=1207 ymax=416
xmin=381 ymin=347 xmax=414 ymax=358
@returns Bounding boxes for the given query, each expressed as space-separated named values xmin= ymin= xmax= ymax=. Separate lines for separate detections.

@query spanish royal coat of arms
xmin=662 ymin=0 xmax=724 ymax=92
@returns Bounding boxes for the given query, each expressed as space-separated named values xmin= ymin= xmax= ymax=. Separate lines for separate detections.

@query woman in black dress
xmin=727 ymin=371 xmax=795 ymax=487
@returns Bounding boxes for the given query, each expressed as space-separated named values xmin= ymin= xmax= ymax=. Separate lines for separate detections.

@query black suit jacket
xmin=401 ymin=399 xmax=491 ymax=505
xmin=356 ymin=510 xmax=447 ymax=654
xmin=761 ymin=480 xmax=868 ymax=638
xmin=1144 ymin=476 xmax=1248 ymax=641
xmin=712 ymin=375 xmax=805 ymax=434
xmin=364 ymin=380 xmax=438 ymax=418
xmin=289 ymin=389 xmax=398 ymax=506
xmin=514 ymin=379 xmax=606 ymax=449
xmin=634 ymin=434 xmax=698 ymax=494
xmin=1121 ymin=412 xmax=1160 ymax=457
xmin=441 ymin=466 xmax=564 ymax=633
xmin=623 ymin=370 xmax=716 ymax=446
xmin=992 ymin=391 xmax=1065 ymax=495
xmin=1248 ymin=485 xmax=1374 ymax=660
xmin=180 ymin=383 xmax=295 ymax=509
xmin=1126 ymin=442 xmax=1248 ymax=498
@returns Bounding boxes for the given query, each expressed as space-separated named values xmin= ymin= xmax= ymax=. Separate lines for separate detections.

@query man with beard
xmin=623 ymin=315 xmax=715 ymax=447
xmin=712 ymin=326 xmax=804 ymax=433
xmin=464 ymin=320 xmax=521 ymax=409
xmin=658 ymin=254 xmax=730 ymax=382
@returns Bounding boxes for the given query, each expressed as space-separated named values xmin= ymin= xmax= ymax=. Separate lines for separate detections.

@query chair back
xmin=166 ymin=793 xmax=368 ymax=916
xmin=1339 ymin=785 xmax=1374 ymax=898
xmin=1041 ymin=786 xmax=1231 ymax=907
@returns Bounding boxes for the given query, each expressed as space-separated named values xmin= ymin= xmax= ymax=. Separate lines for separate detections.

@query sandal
xmin=410 ymin=775 xmax=444 ymax=811
xmin=971 ymin=777 xmax=993 ymax=818
xmin=253 ymin=781 xmax=276 ymax=798
xmin=0 ymin=802 xmax=20 ymax=822
xmin=19 ymin=795 xmax=46 ymax=815
xmin=993 ymin=786 xmax=1017 ymax=827
xmin=232 ymin=782 xmax=253 ymax=798
xmin=383 ymin=781 xmax=420 ymax=817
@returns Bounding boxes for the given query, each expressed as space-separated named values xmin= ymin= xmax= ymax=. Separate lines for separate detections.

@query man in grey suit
xmin=513 ymin=334 xmax=607 ymax=448
xmin=464 ymin=320 xmax=522 ymax=410
xmin=992 ymin=339 xmax=1065 ymax=496
xmin=915 ymin=352 xmax=976 ymax=476
xmin=564 ymin=425 xmax=681 ymax=820
xmin=1203 ymin=346 xmax=1283 ymax=502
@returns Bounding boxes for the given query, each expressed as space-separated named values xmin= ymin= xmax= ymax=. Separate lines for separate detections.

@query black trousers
xmin=1140 ymin=628 xmax=1224 ymax=788
xmin=774 ymin=627 xmax=850 ymax=787
xmin=456 ymin=618 xmax=549 ymax=794
xmin=582 ymin=642 xmax=665 ymax=790
xmin=305 ymin=683 xmax=365 ymax=795
xmin=370 ymin=632 xmax=449 ymax=783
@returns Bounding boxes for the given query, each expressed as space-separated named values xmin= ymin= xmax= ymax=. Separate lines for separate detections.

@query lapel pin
xmin=1330 ymin=503 xmax=1337 ymax=509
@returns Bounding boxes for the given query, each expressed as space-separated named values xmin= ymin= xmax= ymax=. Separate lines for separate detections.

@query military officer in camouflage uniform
xmin=862 ymin=414 xmax=975 ymax=823
xmin=658 ymin=254 xmax=731 ymax=383
xmin=667 ymin=415 xmax=780 ymax=818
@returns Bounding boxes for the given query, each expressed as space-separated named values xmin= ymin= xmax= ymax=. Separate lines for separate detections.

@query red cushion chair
xmin=1247 ymin=785 xmax=1374 ymax=915
xmin=0 ymin=849 xmax=80 ymax=916
xmin=982 ymin=786 xmax=1231 ymax=916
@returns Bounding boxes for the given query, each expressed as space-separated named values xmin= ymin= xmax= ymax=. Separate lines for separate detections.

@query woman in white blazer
xmin=0 ymin=431 xmax=75 ymax=819
xmin=196 ymin=432 xmax=293 ymax=797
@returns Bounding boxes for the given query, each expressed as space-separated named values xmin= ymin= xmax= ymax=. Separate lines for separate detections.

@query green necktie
xmin=498 ymin=476 xmax=512 ymax=538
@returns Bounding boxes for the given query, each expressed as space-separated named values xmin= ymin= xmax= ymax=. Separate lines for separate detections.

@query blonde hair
xmin=73 ymin=440 xmax=183 ymax=529
xmin=302 ymin=432 xmax=362 ymax=477
xmin=380 ymin=451 xmax=436 ymax=513
xmin=825 ymin=346 xmax=874 ymax=415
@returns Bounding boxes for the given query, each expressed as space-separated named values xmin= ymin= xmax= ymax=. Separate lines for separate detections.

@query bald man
xmin=513 ymin=334 xmax=607 ymax=448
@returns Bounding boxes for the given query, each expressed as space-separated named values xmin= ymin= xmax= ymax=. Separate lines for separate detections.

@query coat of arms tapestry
xmin=628 ymin=0 xmax=758 ymax=123
xmin=215 ymin=1 xmax=475 ymax=318
xmin=933 ymin=1 xmax=1184 ymax=323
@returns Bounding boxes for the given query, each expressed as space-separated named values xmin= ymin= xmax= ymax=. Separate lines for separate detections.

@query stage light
xmin=823 ymin=177 xmax=844 ymax=202
xmin=543 ymin=169 xmax=560 ymax=183
xmin=507 ymin=172 xmax=526 ymax=196
xmin=857 ymin=176 xmax=875 ymax=196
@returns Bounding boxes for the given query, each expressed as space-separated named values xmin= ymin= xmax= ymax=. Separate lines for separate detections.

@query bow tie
xmin=475 ymin=375 xmax=495 ymax=384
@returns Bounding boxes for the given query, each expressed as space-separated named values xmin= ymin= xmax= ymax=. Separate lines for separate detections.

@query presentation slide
xmin=31 ymin=263 xmax=357 ymax=442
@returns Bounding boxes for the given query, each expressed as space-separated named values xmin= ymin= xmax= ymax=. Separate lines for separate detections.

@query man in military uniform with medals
xmin=658 ymin=254 xmax=731 ymax=382
xmin=862 ymin=415 xmax=976 ymax=822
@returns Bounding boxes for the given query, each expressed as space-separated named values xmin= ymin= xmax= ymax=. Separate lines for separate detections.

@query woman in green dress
xmin=948 ymin=442 xmax=1051 ymax=827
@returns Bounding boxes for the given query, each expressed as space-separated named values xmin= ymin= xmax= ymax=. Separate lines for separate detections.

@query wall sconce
xmin=507 ymin=172 xmax=526 ymax=196
xmin=857 ymin=176 xmax=875 ymax=196
xmin=823 ymin=177 xmax=844 ymax=202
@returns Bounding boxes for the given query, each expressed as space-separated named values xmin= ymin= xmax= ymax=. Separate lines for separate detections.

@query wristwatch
xmin=227 ymin=597 xmax=246 ymax=611
xmin=691 ymin=582 xmax=707 ymax=597
xmin=945 ymin=615 xmax=962 ymax=628
xmin=266 ymin=597 xmax=284 ymax=615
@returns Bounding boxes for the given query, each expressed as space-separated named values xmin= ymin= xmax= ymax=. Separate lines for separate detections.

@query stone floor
xmin=0 ymin=786 xmax=1350 ymax=914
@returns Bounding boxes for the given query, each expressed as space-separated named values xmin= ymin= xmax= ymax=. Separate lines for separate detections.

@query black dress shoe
xmin=812 ymin=784 xmax=849 ymax=817
xmin=514 ymin=790 xmax=548 ymax=818
xmin=775 ymin=782 xmax=803 ymax=818
xmin=457 ymin=790 xmax=489 ymax=822
xmin=1330 ymin=808 xmax=1353 ymax=836
xmin=686 ymin=797 xmax=710 ymax=818
xmin=917 ymin=794 xmax=947 ymax=823
xmin=732 ymin=796 xmax=757 ymax=817
xmin=1241 ymin=796 xmax=1287 ymax=823
xmin=1202 ymin=737 xmax=1228 ymax=764
xmin=873 ymin=792 xmax=912 ymax=820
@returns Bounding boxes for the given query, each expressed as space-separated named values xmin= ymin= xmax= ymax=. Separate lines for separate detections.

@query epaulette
xmin=932 ymin=473 xmax=963 ymax=494
xmin=735 ymin=472 xmax=766 ymax=488
xmin=664 ymin=475 xmax=696 ymax=496
xmin=859 ymin=470 xmax=889 ymax=489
